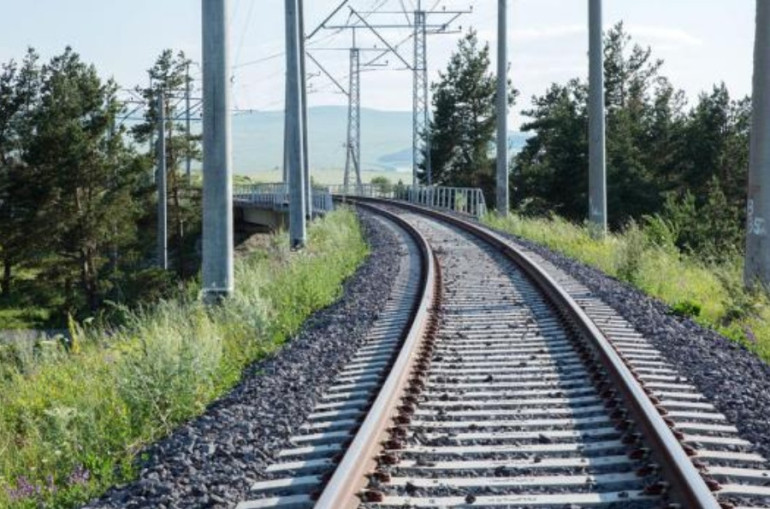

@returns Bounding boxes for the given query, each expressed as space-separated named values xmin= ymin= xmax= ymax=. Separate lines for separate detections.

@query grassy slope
xmin=483 ymin=214 xmax=770 ymax=362
xmin=0 ymin=208 xmax=368 ymax=508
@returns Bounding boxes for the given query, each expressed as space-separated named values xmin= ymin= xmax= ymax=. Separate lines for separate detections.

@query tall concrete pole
xmin=202 ymin=0 xmax=234 ymax=302
xmin=148 ymin=75 xmax=155 ymax=156
xmin=157 ymin=90 xmax=168 ymax=270
xmin=745 ymin=0 xmax=770 ymax=288
xmin=286 ymin=0 xmax=307 ymax=248
xmin=588 ymin=0 xmax=607 ymax=236
xmin=283 ymin=84 xmax=290 ymax=183
xmin=298 ymin=0 xmax=312 ymax=219
xmin=496 ymin=0 xmax=509 ymax=216
xmin=185 ymin=62 xmax=192 ymax=187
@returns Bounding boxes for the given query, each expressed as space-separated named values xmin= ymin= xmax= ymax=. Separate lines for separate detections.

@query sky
xmin=0 ymin=0 xmax=757 ymax=129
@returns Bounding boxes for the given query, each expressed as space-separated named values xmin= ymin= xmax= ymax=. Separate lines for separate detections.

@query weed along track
xmin=239 ymin=201 xmax=770 ymax=509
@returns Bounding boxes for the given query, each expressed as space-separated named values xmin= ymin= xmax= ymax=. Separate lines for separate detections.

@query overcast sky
xmin=0 ymin=0 xmax=757 ymax=129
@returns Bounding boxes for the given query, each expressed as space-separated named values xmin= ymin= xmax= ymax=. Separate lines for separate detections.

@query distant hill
xmin=232 ymin=106 xmax=529 ymax=176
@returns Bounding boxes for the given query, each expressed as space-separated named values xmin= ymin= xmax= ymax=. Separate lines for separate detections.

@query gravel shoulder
xmin=486 ymin=224 xmax=770 ymax=461
xmin=85 ymin=209 xmax=403 ymax=509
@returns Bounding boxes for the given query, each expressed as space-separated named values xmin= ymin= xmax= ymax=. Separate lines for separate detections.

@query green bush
xmin=370 ymin=176 xmax=393 ymax=195
xmin=671 ymin=300 xmax=702 ymax=319
xmin=614 ymin=221 xmax=646 ymax=284
xmin=0 ymin=208 xmax=368 ymax=508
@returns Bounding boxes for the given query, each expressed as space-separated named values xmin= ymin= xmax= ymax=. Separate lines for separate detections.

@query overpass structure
xmin=234 ymin=183 xmax=334 ymax=231
xmin=233 ymin=182 xmax=488 ymax=232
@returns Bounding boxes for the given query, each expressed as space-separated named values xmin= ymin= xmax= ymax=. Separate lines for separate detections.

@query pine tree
xmin=25 ymin=47 xmax=143 ymax=312
xmin=0 ymin=49 xmax=41 ymax=296
xmin=515 ymin=80 xmax=588 ymax=219
xmin=422 ymin=30 xmax=517 ymax=205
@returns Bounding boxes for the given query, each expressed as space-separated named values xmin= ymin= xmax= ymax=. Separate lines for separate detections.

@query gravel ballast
xmin=86 ymin=210 xmax=404 ymax=509
xmin=487 ymin=225 xmax=770 ymax=462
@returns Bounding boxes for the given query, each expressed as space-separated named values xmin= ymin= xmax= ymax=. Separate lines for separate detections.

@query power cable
xmin=234 ymin=0 xmax=257 ymax=69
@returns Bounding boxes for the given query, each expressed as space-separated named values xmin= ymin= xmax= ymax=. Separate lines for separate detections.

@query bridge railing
xmin=329 ymin=183 xmax=487 ymax=218
xmin=234 ymin=183 xmax=289 ymax=209
xmin=233 ymin=183 xmax=334 ymax=214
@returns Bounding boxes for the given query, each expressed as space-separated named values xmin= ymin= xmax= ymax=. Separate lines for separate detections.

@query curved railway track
xmin=238 ymin=199 xmax=770 ymax=509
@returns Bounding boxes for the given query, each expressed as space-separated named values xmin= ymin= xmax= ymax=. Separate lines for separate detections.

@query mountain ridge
xmin=231 ymin=106 xmax=528 ymax=176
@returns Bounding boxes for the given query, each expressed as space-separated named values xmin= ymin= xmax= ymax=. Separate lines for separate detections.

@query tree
xmin=513 ymin=22 xmax=751 ymax=259
xmin=370 ymin=176 xmax=393 ymax=195
xmin=422 ymin=30 xmax=517 ymax=206
xmin=514 ymin=80 xmax=588 ymax=219
xmin=0 ymin=49 xmax=41 ymax=296
xmin=132 ymin=50 xmax=202 ymax=277
xmin=25 ymin=47 xmax=144 ymax=312
xmin=515 ymin=23 xmax=710 ymax=227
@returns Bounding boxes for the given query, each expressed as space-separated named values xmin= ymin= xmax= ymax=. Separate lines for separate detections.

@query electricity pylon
xmin=413 ymin=5 xmax=430 ymax=185
xmin=325 ymin=3 xmax=470 ymax=187
xmin=345 ymin=42 xmax=362 ymax=192
xmin=309 ymin=8 xmax=394 ymax=194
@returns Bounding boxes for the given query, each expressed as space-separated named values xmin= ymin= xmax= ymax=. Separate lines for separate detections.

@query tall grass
xmin=483 ymin=213 xmax=770 ymax=362
xmin=0 ymin=208 xmax=368 ymax=508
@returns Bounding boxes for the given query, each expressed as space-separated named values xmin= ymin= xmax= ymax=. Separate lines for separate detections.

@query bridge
xmin=234 ymin=183 xmax=334 ymax=232
xmin=233 ymin=183 xmax=488 ymax=231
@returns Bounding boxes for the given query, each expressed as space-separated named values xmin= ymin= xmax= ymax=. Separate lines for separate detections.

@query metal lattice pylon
xmin=344 ymin=47 xmax=362 ymax=193
xmin=413 ymin=8 xmax=431 ymax=186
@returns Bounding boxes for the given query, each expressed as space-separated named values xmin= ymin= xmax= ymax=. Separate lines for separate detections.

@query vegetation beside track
xmin=484 ymin=213 xmax=770 ymax=363
xmin=0 ymin=209 xmax=368 ymax=508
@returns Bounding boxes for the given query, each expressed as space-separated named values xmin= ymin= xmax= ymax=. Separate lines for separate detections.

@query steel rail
xmin=332 ymin=197 xmax=721 ymax=509
xmin=313 ymin=200 xmax=439 ymax=509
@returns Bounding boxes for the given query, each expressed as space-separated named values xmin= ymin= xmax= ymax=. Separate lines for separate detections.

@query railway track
xmin=238 ymin=200 xmax=770 ymax=509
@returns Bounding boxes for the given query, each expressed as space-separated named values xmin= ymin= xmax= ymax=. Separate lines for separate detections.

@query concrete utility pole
xmin=201 ymin=0 xmax=234 ymax=302
xmin=588 ymin=0 xmax=607 ymax=237
xmin=157 ymin=90 xmax=168 ymax=270
xmin=298 ymin=0 xmax=312 ymax=219
xmin=148 ymin=75 xmax=155 ymax=156
xmin=282 ymin=84 xmax=290 ymax=184
xmin=285 ymin=0 xmax=307 ymax=248
xmin=185 ymin=62 xmax=192 ymax=187
xmin=745 ymin=0 xmax=770 ymax=288
xmin=496 ymin=0 xmax=509 ymax=215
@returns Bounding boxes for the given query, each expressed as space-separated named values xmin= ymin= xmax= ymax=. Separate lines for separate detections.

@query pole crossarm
xmin=347 ymin=8 xmax=413 ymax=69
xmin=307 ymin=52 xmax=350 ymax=96
xmin=325 ymin=23 xmax=453 ymax=29
xmin=306 ymin=0 xmax=350 ymax=40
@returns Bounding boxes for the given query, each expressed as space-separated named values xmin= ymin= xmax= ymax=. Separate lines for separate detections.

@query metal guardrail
xmin=233 ymin=183 xmax=334 ymax=214
xmin=329 ymin=183 xmax=488 ymax=218
xmin=233 ymin=182 xmax=486 ymax=219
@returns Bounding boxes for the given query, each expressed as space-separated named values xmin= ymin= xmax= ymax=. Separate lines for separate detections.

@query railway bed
xmin=238 ymin=200 xmax=770 ymax=509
